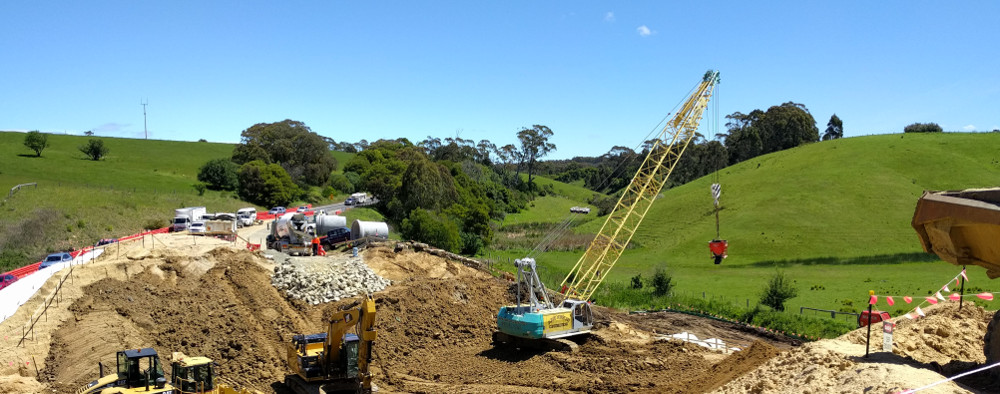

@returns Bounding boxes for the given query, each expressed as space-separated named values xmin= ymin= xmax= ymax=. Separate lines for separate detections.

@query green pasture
xmin=0 ymin=131 xmax=355 ymax=269
xmin=489 ymin=132 xmax=1000 ymax=332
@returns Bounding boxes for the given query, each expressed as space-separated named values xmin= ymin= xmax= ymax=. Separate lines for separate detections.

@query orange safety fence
xmin=2 ymin=227 xmax=170 ymax=280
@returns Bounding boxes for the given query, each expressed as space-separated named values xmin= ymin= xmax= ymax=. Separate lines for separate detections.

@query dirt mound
xmin=712 ymin=340 xmax=949 ymax=394
xmin=673 ymin=341 xmax=780 ymax=394
xmin=368 ymin=272 xmax=764 ymax=393
xmin=30 ymin=243 xmax=789 ymax=394
xmin=0 ymin=375 xmax=44 ymax=394
xmin=363 ymin=247 xmax=488 ymax=282
xmin=41 ymin=248 xmax=316 ymax=393
xmin=840 ymin=304 xmax=993 ymax=366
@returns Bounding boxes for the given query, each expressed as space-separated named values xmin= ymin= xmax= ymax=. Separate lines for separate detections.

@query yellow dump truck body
xmin=912 ymin=188 xmax=1000 ymax=278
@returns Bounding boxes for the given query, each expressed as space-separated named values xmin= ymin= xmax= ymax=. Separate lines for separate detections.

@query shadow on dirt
xmin=477 ymin=345 xmax=549 ymax=363
xmin=851 ymin=351 xmax=999 ymax=393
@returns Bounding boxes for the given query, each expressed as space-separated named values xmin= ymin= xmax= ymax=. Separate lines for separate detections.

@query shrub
xmin=197 ymin=158 xmax=240 ymax=190
xmin=460 ymin=231 xmax=484 ymax=255
xmin=237 ymin=160 xmax=300 ymax=207
xmin=329 ymin=173 xmax=355 ymax=194
xmin=651 ymin=268 xmax=673 ymax=296
xmin=79 ymin=139 xmax=109 ymax=160
xmin=760 ymin=271 xmax=798 ymax=311
xmin=401 ymin=208 xmax=460 ymax=253
xmin=903 ymin=122 xmax=943 ymax=133
xmin=630 ymin=273 xmax=643 ymax=289
xmin=144 ymin=218 xmax=168 ymax=230
xmin=193 ymin=183 xmax=207 ymax=196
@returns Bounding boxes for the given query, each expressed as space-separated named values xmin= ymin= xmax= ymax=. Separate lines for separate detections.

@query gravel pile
xmin=271 ymin=254 xmax=391 ymax=304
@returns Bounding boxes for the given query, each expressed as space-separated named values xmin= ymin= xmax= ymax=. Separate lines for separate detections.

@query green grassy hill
xmin=0 ymin=132 xmax=354 ymax=270
xmin=493 ymin=132 xmax=1000 ymax=320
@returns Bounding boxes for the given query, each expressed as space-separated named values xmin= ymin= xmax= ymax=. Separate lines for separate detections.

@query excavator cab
xmin=116 ymin=348 xmax=167 ymax=390
xmin=171 ymin=356 xmax=216 ymax=393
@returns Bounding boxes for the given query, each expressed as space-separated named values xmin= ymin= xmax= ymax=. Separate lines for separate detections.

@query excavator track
xmin=492 ymin=331 xmax=579 ymax=353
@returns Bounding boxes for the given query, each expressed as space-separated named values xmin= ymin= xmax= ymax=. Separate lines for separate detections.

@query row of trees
xmin=198 ymin=121 xmax=551 ymax=255
xmin=23 ymin=131 xmax=109 ymax=160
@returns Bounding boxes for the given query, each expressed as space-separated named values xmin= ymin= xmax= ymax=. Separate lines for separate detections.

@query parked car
xmin=268 ymin=206 xmax=286 ymax=215
xmin=189 ymin=222 xmax=206 ymax=234
xmin=344 ymin=197 xmax=355 ymax=206
xmin=297 ymin=205 xmax=310 ymax=212
xmin=1 ymin=274 xmax=17 ymax=290
xmin=40 ymin=252 xmax=73 ymax=269
xmin=321 ymin=227 xmax=352 ymax=248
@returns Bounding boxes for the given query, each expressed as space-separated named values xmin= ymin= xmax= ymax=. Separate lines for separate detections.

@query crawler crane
xmin=494 ymin=70 xmax=721 ymax=351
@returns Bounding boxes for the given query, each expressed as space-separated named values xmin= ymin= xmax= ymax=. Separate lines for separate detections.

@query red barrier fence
xmin=1 ymin=227 xmax=171 ymax=280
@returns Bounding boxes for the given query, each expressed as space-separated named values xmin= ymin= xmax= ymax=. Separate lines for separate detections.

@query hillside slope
xmin=525 ymin=132 xmax=1000 ymax=315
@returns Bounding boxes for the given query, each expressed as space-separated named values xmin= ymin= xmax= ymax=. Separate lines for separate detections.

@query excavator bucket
xmin=912 ymin=188 xmax=1000 ymax=278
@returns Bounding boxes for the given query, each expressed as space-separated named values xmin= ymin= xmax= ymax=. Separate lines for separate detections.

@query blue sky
xmin=2 ymin=1 xmax=998 ymax=159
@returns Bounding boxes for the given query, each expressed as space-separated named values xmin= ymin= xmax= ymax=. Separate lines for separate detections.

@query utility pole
xmin=141 ymin=99 xmax=148 ymax=139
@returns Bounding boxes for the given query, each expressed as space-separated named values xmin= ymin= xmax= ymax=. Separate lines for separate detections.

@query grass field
xmin=488 ymin=132 xmax=1000 ymax=329
xmin=0 ymin=131 xmax=353 ymax=270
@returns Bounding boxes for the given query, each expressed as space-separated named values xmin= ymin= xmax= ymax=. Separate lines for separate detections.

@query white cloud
xmin=637 ymin=25 xmax=653 ymax=37
xmin=604 ymin=12 xmax=615 ymax=22
xmin=95 ymin=122 xmax=130 ymax=132
xmin=963 ymin=124 xmax=976 ymax=131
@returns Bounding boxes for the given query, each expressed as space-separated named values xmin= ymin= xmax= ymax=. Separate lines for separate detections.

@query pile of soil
xmin=713 ymin=304 xmax=999 ymax=394
xmin=41 ymin=248 xmax=316 ymax=393
xmin=841 ymin=304 xmax=993 ymax=366
xmin=27 ymin=243 xmax=791 ymax=393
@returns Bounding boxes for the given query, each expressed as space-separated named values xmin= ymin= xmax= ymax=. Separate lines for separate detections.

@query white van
xmin=236 ymin=207 xmax=257 ymax=227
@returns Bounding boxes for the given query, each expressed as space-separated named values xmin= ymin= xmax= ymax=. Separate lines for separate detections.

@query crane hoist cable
xmin=559 ymin=70 xmax=720 ymax=300
xmin=519 ymin=79 xmax=708 ymax=271
xmin=708 ymin=83 xmax=728 ymax=264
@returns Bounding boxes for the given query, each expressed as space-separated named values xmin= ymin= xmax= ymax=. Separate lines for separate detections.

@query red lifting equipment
xmin=709 ymin=239 xmax=728 ymax=265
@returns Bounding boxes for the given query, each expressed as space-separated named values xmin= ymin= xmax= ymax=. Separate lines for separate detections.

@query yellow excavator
xmin=912 ymin=187 xmax=1000 ymax=377
xmin=494 ymin=70 xmax=721 ymax=351
xmin=284 ymin=294 xmax=378 ymax=394
xmin=76 ymin=348 xmax=261 ymax=394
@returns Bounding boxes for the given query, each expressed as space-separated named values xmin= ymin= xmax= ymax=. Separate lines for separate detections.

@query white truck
xmin=172 ymin=207 xmax=207 ymax=232
xmin=236 ymin=207 xmax=257 ymax=227
xmin=347 ymin=192 xmax=368 ymax=205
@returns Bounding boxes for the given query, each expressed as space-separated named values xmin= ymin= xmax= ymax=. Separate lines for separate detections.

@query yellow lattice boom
xmin=559 ymin=70 xmax=720 ymax=301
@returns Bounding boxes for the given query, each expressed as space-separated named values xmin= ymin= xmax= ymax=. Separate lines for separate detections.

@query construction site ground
xmin=1 ymin=225 xmax=997 ymax=393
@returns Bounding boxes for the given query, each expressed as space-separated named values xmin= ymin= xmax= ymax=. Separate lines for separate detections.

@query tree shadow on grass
xmin=16 ymin=154 xmax=41 ymax=158
xmin=743 ymin=252 xmax=941 ymax=268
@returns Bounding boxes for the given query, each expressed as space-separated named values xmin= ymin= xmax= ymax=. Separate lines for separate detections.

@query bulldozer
xmin=76 ymin=348 xmax=261 ymax=394
xmin=912 ymin=187 xmax=1000 ymax=376
xmin=284 ymin=294 xmax=377 ymax=394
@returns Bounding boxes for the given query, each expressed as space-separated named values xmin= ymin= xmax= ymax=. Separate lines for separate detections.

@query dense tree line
xmin=344 ymin=138 xmax=529 ymax=254
xmin=546 ymin=102 xmax=823 ymax=200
